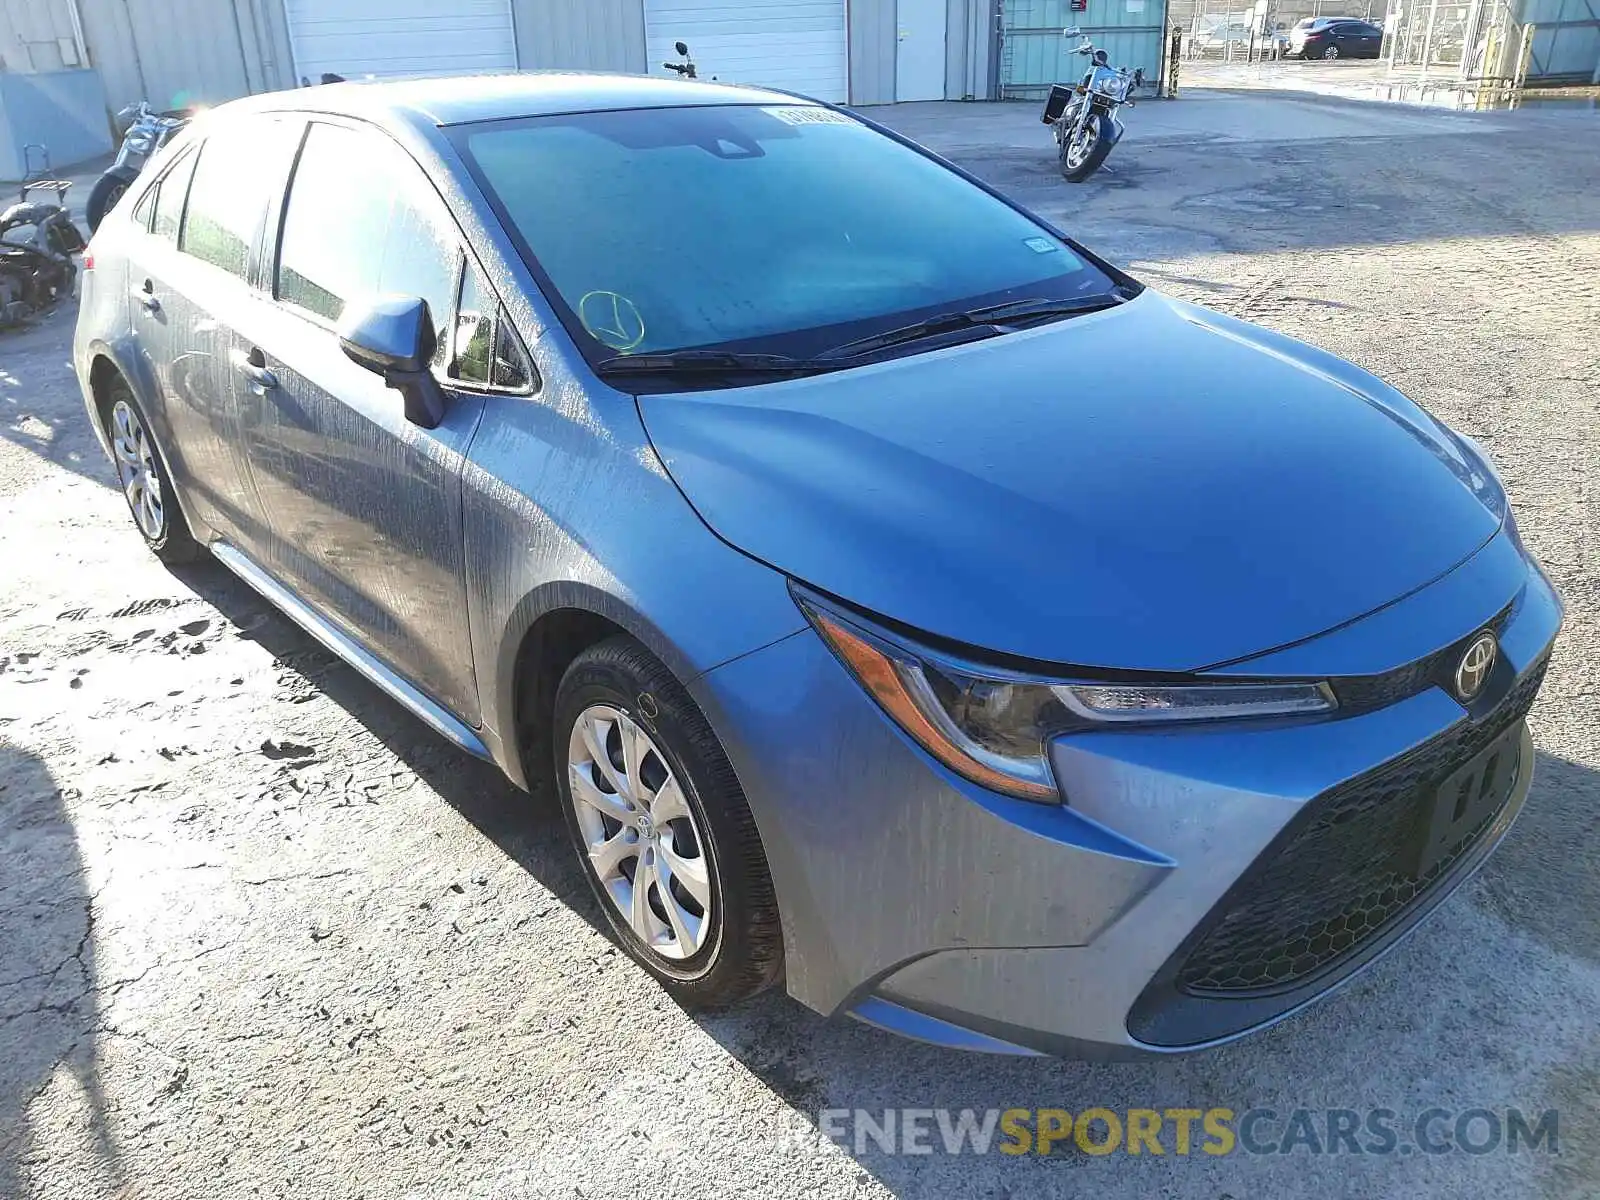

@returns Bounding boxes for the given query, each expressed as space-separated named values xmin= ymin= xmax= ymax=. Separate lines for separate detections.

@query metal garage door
xmin=644 ymin=0 xmax=848 ymax=101
xmin=284 ymin=0 xmax=517 ymax=83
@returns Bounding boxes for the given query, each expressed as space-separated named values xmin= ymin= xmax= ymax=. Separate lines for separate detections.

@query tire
xmin=1059 ymin=109 xmax=1115 ymax=183
xmin=553 ymin=634 xmax=782 ymax=1008
xmin=86 ymin=169 xmax=136 ymax=234
xmin=1321 ymin=44 xmax=1340 ymax=59
xmin=100 ymin=374 xmax=201 ymax=564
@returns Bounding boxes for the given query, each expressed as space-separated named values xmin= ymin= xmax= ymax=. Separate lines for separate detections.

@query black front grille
xmin=1175 ymin=657 xmax=1548 ymax=996
xmin=1328 ymin=606 xmax=1511 ymax=713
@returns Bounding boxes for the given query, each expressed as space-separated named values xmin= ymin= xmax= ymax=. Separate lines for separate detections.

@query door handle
xmin=136 ymin=278 xmax=160 ymax=314
xmin=230 ymin=346 xmax=279 ymax=393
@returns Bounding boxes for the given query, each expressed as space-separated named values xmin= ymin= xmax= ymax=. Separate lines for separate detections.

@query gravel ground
xmin=2 ymin=92 xmax=1598 ymax=1200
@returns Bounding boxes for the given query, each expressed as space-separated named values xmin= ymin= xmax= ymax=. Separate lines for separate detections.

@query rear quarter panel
xmin=74 ymin=207 xmax=139 ymax=457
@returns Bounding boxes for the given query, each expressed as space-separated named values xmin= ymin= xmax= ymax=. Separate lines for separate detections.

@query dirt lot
xmin=2 ymin=91 xmax=1598 ymax=1199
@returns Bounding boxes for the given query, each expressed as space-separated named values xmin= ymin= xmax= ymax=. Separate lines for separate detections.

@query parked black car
xmin=1288 ymin=18 xmax=1384 ymax=58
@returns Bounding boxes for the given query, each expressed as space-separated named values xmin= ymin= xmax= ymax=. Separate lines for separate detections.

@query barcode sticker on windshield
xmin=764 ymin=106 xmax=855 ymax=126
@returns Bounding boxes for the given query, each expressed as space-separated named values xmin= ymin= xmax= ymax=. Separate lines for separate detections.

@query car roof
xmin=221 ymin=71 xmax=809 ymax=130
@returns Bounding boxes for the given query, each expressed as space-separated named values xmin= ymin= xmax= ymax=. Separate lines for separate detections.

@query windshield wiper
xmin=594 ymin=350 xmax=826 ymax=377
xmin=815 ymin=293 xmax=1129 ymax=362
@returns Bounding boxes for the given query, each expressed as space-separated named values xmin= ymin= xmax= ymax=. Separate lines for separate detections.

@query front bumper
xmin=688 ymin=531 xmax=1561 ymax=1057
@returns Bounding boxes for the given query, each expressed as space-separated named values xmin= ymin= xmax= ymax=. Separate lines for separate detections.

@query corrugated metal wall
xmin=2 ymin=0 xmax=297 ymax=110
xmin=999 ymin=0 xmax=1167 ymax=98
xmin=513 ymin=0 xmax=646 ymax=72
xmin=5 ymin=0 xmax=1001 ymax=118
xmin=945 ymin=0 xmax=996 ymax=99
xmin=0 ymin=0 xmax=83 ymax=72
xmin=851 ymin=0 xmax=899 ymax=102
xmin=1516 ymin=0 xmax=1600 ymax=80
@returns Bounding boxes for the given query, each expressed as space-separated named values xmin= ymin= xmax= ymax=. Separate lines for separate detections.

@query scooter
xmin=86 ymin=102 xmax=193 ymax=233
xmin=0 ymin=175 xmax=86 ymax=328
xmin=1041 ymin=29 xmax=1144 ymax=182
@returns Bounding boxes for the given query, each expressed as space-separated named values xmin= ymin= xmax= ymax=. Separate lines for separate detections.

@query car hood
xmin=636 ymin=292 xmax=1504 ymax=672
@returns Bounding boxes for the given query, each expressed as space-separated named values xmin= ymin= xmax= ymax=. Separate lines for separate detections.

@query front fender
xmin=462 ymin=384 xmax=806 ymax=790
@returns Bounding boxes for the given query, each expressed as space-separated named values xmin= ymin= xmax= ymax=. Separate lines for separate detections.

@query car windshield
xmin=451 ymin=104 xmax=1117 ymax=372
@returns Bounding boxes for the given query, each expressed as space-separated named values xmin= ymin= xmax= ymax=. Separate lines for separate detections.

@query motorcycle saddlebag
xmin=1041 ymin=83 xmax=1076 ymax=123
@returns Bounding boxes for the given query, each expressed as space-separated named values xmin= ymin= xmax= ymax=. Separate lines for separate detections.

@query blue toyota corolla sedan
xmin=73 ymin=72 xmax=1560 ymax=1057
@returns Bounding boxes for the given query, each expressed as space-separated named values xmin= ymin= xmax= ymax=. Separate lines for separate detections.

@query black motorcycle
xmin=87 ymin=102 xmax=193 ymax=233
xmin=662 ymin=41 xmax=700 ymax=79
xmin=1 ymin=177 xmax=86 ymax=328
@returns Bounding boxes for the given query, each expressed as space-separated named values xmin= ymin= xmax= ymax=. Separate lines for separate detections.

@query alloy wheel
xmin=566 ymin=704 xmax=715 ymax=960
xmin=1065 ymin=120 xmax=1098 ymax=169
xmin=110 ymin=399 xmax=165 ymax=540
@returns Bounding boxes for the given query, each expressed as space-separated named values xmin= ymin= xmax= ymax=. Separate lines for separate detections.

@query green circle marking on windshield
xmin=579 ymin=290 xmax=647 ymax=352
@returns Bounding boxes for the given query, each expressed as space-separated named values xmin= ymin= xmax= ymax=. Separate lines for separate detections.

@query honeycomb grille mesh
xmin=1177 ymin=660 xmax=1548 ymax=995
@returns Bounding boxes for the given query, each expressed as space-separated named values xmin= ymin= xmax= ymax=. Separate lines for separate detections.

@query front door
xmin=896 ymin=0 xmax=948 ymax=101
xmin=233 ymin=119 xmax=486 ymax=725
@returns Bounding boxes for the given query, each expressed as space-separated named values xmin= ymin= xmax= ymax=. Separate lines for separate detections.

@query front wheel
xmin=554 ymin=635 xmax=783 ymax=1007
xmin=85 ymin=168 xmax=137 ymax=234
xmin=1059 ymin=109 xmax=1115 ymax=182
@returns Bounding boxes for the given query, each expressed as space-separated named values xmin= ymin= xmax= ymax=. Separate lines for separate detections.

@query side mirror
xmin=675 ymin=40 xmax=690 ymax=55
xmin=338 ymin=294 xmax=447 ymax=429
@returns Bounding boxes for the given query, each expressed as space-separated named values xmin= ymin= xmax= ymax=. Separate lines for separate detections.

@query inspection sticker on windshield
xmin=764 ymin=106 xmax=855 ymax=125
xmin=1024 ymin=237 xmax=1060 ymax=254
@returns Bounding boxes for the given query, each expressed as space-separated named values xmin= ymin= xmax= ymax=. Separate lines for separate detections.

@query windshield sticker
xmin=578 ymin=291 xmax=647 ymax=352
xmin=764 ymin=106 xmax=855 ymax=126
xmin=1023 ymin=237 xmax=1060 ymax=254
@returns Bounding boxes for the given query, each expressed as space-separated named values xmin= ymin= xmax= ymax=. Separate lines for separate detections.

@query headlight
xmin=801 ymin=601 xmax=1335 ymax=804
xmin=125 ymin=131 xmax=156 ymax=154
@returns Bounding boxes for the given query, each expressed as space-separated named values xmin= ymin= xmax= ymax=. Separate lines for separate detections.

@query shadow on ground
xmin=0 ymin=742 xmax=118 ymax=1198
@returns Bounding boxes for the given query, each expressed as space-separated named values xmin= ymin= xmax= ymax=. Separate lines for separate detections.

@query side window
xmin=276 ymin=122 xmax=453 ymax=364
xmin=180 ymin=119 xmax=299 ymax=279
xmin=449 ymin=264 xmax=536 ymax=392
xmin=491 ymin=311 xmax=534 ymax=390
xmin=451 ymin=264 xmax=496 ymax=384
xmin=152 ymin=149 xmax=197 ymax=243
xmin=131 ymin=182 xmax=157 ymax=231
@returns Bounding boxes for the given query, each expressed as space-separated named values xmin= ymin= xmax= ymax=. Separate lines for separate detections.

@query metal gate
xmin=998 ymin=0 xmax=1171 ymax=98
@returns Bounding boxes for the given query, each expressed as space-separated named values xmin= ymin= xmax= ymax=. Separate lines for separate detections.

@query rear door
xmin=123 ymin=122 xmax=298 ymax=551
xmin=231 ymin=119 xmax=513 ymax=726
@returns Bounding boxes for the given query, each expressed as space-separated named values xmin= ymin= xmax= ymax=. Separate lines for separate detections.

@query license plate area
xmin=1412 ymin=721 xmax=1523 ymax=878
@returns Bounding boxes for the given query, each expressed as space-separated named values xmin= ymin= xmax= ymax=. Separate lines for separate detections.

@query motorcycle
xmin=0 ymin=176 xmax=86 ymax=328
xmin=1041 ymin=29 xmax=1144 ymax=182
xmin=86 ymin=102 xmax=193 ymax=233
xmin=662 ymin=40 xmax=699 ymax=78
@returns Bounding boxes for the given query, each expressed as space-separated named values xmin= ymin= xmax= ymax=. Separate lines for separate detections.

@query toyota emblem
xmin=1454 ymin=633 xmax=1498 ymax=702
